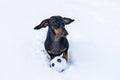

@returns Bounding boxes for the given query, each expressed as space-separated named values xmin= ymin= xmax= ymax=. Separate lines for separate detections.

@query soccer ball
xmin=50 ymin=56 xmax=67 ymax=72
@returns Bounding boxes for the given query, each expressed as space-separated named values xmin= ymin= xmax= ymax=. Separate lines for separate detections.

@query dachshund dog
xmin=34 ymin=16 xmax=74 ymax=61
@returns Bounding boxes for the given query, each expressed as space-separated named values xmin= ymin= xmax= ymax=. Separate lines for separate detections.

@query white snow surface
xmin=0 ymin=0 xmax=120 ymax=80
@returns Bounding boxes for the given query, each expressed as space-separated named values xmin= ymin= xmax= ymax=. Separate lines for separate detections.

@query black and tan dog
xmin=34 ymin=16 xmax=74 ymax=62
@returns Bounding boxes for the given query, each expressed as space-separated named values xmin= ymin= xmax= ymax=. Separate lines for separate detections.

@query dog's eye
xmin=56 ymin=21 xmax=59 ymax=24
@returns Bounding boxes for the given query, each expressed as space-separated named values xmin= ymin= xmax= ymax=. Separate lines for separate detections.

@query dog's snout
xmin=63 ymin=31 xmax=68 ymax=37
xmin=62 ymin=29 xmax=68 ymax=37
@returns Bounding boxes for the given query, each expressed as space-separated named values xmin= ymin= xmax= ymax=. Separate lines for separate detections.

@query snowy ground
xmin=0 ymin=0 xmax=120 ymax=80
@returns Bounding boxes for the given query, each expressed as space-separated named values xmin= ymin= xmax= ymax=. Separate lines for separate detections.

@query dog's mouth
xmin=51 ymin=26 xmax=68 ymax=40
xmin=54 ymin=28 xmax=68 ymax=40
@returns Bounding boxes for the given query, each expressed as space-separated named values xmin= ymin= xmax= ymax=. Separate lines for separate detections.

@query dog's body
xmin=34 ymin=16 xmax=74 ymax=61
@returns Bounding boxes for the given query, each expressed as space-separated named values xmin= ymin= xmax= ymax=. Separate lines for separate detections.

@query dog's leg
xmin=62 ymin=52 xmax=68 ymax=62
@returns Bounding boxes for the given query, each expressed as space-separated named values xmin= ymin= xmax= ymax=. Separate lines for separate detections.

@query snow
xmin=0 ymin=0 xmax=120 ymax=80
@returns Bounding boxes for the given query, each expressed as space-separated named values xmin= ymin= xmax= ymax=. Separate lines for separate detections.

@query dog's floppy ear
xmin=34 ymin=19 xmax=49 ymax=30
xmin=63 ymin=17 xmax=74 ymax=25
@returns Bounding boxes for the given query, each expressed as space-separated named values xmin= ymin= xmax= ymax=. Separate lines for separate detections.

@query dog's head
xmin=34 ymin=16 xmax=74 ymax=38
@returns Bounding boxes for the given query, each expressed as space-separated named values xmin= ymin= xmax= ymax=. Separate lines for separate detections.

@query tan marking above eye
xmin=48 ymin=50 xmax=53 ymax=54
xmin=51 ymin=26 xmax=54 ymax=29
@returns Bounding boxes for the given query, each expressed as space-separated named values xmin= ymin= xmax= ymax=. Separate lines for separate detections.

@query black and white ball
xmin=50 ymin=56 xmax=67 ymax=72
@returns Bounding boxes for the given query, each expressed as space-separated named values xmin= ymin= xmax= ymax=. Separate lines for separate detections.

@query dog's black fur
xmin=34 ymin=16 xmax=74 ymax=61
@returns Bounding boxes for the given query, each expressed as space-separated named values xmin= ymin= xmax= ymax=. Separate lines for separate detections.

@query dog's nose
xmin=63 ymin=30 xmax=68 ymax=37
xmin=65 ymin=31 xmax=68 ymax=36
